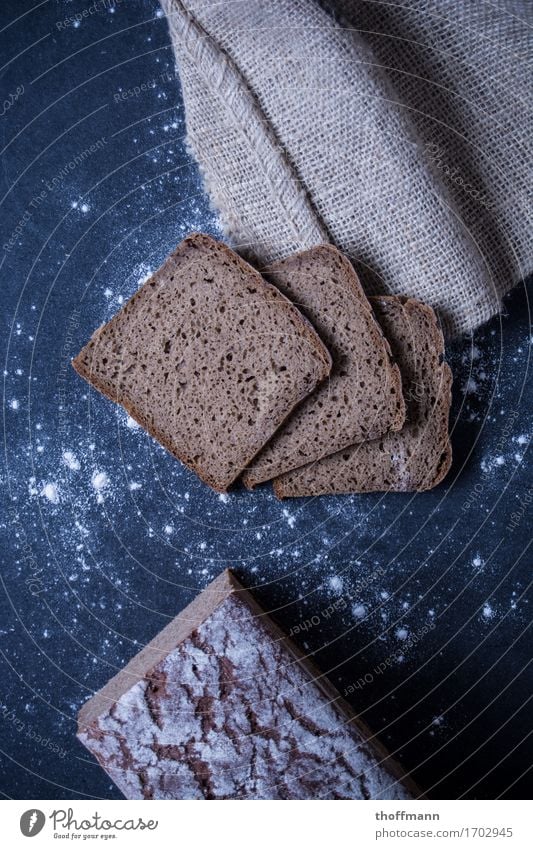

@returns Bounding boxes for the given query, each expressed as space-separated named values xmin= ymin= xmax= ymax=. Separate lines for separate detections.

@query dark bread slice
xmin=241 ymin=245 xmax=405 ymax=488
xmin=274 ymin=296 xmax=452 ymax=497
xmin=72 ymin=234 xmax=331 ymax=492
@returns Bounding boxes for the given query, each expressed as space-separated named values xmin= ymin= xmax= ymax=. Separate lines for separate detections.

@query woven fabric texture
xmin=160 ymin=0 xmax=532 ymax=337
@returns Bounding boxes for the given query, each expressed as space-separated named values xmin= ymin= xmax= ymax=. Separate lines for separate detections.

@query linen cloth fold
xmin=159 ymin=0 xmax=532 ymax=337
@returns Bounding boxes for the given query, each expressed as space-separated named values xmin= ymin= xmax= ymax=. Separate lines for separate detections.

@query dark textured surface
xmin=1 ymin=0 xmax=531 ymax=800
xmin=275 ymin=296 xmax=452 ymax=495
xmin=72 ymin=232 xmax=331 ymax=492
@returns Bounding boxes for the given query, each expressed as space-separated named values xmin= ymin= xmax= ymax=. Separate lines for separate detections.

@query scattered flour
xmin=41 ymin=482 xmax=59 ymax=504
xmin=63 ymin=451 xmax=81 ymax=471
xmin=352 ymin=604 xmax=366 ymax=619
xmin=464 ymin=377 xmax=478 ymax=394
xmin=91 ymin=471 xmax=109 ymax=490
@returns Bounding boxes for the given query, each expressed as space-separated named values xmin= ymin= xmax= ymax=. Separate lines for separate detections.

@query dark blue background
xmin=1 ymin=0 xmax=531 ymax=800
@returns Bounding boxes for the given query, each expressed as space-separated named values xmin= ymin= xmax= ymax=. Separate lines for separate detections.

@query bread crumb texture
xmin=79 ymin=593 xmax=411 ymax=800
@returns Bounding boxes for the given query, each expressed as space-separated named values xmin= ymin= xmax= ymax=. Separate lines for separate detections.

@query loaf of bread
xmin=78 ymin=570 xmax=418 ymax=800
xmin=72 ymin=234 xmax=331 ymax=492
xmin=242 ymin=245 xmax=405 ymax=487
xmin=274 ymin=296 xmax=452 ymax=496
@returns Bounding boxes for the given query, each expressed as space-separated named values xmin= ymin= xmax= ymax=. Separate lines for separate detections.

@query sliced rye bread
xmin=241 ymin=245 xmax=405 ymax=488
xmin=274 ymin=296 xmax=452 ymax=497
xmin=72 ymin=234 xmax=331 ymax=492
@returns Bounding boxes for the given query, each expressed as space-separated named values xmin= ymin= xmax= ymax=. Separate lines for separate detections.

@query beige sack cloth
xmin=159 ymin=0 xmax=532 ymax=337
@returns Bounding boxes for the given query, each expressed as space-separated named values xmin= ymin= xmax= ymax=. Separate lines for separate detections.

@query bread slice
xmin=72 ymin=234 xmax=331 ymax=492
xmin=274 ymin=296 xmax=452 ymax=497
xmin=241 ymin=246 xmax=405 ymax=488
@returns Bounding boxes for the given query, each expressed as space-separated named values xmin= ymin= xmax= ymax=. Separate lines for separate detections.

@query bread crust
xmin=72 ymin=234 xmax=331 ymax=492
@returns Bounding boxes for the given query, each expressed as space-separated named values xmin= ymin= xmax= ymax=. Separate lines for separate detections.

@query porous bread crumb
xmin=79 ymin=590 xmax=412 ymax=800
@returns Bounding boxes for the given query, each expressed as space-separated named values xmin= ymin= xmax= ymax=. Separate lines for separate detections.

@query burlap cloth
xmin=159 ymin=0 xmax=532 ymax=337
